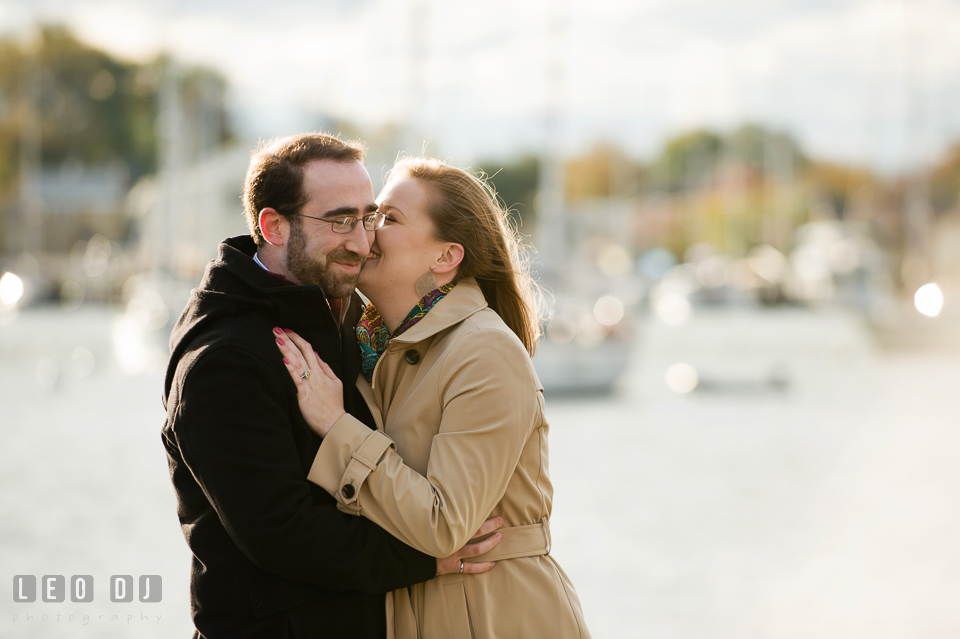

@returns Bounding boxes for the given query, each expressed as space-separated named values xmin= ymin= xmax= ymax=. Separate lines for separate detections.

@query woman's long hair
xmin=389 ymin=157 xmax=543 ymax=356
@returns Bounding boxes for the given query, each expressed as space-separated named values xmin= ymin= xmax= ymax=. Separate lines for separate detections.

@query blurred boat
xmin=535 ymin=335 xmax=631 ymax=395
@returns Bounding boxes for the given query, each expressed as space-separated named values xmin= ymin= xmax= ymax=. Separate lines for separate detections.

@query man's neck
xmin=254 ymin=246 xmax=349 ymax=325
xmin=255 ymin=245 xmax=300 ymax=285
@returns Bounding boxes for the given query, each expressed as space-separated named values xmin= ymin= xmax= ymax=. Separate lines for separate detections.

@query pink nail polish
xmin=273 ymin=327 xmax=282 ymax=335
xmin=277 ymin=338 xmax=284 ymax=345
xmin=284 ymin=328 xmax=292 ymax=333
xmin=283 ymin=358 xmax=290 ymax=364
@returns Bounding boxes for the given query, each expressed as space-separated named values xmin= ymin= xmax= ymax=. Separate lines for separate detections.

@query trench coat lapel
xmin=389 ymin=278 xmax=488 ymax=346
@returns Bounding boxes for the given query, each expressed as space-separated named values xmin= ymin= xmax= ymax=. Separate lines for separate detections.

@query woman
xmin=275 ymin=157 xmax=590 ymax=639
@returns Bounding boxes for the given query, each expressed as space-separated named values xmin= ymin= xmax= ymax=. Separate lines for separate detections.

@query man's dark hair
xmin=242 ymin=132 xmax=367 ymax=246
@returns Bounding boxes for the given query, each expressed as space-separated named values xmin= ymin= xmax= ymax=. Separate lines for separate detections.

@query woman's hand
xmin=435 ymin=516 xmax=504 ymax=576
xmin=273 ymin=328 xmax=345 ymax=438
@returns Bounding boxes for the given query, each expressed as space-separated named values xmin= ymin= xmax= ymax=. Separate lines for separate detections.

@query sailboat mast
xmin=537 ymin=0 xmax=568 ymax=272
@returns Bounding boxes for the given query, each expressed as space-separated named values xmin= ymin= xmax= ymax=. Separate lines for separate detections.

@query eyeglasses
xmin=297 ymin=212 xmax=386 ymax=234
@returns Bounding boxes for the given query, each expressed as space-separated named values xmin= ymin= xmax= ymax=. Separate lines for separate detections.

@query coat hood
xmin=164 ymin=235 xmax=349 ymax=403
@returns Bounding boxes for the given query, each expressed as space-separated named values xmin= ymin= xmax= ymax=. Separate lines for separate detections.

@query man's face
xmin=283 ymin=159 xmax=376 ymax=298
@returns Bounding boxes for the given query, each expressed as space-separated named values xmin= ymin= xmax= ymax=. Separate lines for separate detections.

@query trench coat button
xmin=341 ymin=484 xmax=356 ymax=499
xmin=404 ymin=350 xmax=420 ymax=365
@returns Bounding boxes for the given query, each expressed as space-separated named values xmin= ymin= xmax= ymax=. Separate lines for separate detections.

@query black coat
xmin=162 ymin=236 xmax=436 ymax=638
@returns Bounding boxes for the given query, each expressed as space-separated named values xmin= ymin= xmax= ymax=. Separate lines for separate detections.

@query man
xmin=162 ymin=133 xmax=498 ymax=638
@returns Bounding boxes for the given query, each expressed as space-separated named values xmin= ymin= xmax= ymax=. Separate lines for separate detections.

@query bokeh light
xmin=655 ymin=293 xmax=691 ymax=326
xmin=914 ymin=283 xmax=944 ymax=318
xmin=593 ymin=295 xmax=625 ymax=326
xmin=665 ymin=363 xmax=699 ymax=394
xmin=0 ymin=272 xmax=25 ymax=306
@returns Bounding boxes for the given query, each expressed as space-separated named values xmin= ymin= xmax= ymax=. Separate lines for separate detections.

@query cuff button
xmin=341 ymin=484 xmax=356 ymax=499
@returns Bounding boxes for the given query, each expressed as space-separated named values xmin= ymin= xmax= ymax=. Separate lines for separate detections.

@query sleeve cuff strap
xmin=307 ymin=416 xmax=395 ymax=515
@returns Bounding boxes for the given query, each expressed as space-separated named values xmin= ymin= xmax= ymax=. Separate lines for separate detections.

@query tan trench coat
xmin=308 ymin=278 xmax=590 ymax=639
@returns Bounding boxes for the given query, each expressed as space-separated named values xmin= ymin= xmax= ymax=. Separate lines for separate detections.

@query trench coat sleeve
xmin=308 ymin=328 xmax=540 ymax=557
xmin=171 ymin=345 xmax=437 ymax=592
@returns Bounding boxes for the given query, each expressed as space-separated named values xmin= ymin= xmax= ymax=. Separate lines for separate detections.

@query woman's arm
xmin=279 ymin=326 xmax=541 ymax=557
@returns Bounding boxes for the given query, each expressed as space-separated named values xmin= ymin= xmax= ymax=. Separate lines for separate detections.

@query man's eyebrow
xmin=321 ymin=206 xmax=360 ymax=218
xmin=321 ymin=204 xmax=379 ymax=218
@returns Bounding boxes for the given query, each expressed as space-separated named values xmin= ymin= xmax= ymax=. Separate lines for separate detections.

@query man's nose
xmin=344 ymin=223 xmax=372 ymax=256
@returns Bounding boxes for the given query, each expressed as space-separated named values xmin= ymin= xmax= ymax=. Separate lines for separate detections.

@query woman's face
xmin=359 ymin=175 xmax=450 ymax=304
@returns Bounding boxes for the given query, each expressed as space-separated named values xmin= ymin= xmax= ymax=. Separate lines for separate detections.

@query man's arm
xmin=171 ymin=345 xmax=437 ymax=593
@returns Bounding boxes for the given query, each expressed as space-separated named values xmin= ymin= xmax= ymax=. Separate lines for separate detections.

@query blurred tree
xmin=727 ymin=124 xmax=805 ymax=173
xmin=478 ymin=154 xmax=539 ymax=231
xmin=0 ymin=26 xmax=233 ymax=199
xmin=803 ymin=160 xmax=875 ymax=218
xmin=653 ymin=129 xmax=723 ymax=191
xmin=651 ymin=125 xmax=807 ymax=193
xmin=929 ymin=143 xmax=960 ymax=214
xmin=564 ymin=143 xmax=643 ymax=200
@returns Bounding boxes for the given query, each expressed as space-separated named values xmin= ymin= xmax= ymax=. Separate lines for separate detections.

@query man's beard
xmin=285 ymin=219 xmax=364 ymax=299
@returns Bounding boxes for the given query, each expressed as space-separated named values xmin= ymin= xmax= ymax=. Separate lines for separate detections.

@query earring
xmin=415 ymin=269 xmax=438 ymax=299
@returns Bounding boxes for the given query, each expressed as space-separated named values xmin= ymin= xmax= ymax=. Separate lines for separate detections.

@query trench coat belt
xmin=468 ymin=518 xmax=551 ymax=563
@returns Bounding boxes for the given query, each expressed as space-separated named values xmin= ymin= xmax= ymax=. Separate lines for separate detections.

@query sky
xmin=2 ymin=0 xmax=960 ymax=172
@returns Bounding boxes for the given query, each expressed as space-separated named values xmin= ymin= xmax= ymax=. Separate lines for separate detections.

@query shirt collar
xmin=254 ymin=250 xmax=349 ymax=324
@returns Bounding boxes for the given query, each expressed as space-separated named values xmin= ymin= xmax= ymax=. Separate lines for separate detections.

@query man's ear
xmin=258 ymin=208 xmax=287 ymax=246
xmin=434 ymin=243 xmax=464 ymax=275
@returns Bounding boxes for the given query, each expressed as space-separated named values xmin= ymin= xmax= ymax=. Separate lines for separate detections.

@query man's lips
xmin=327 ymin=250 xmax=364 ymax=271
xmin=332 ymin=260 xmax=362 ymax=272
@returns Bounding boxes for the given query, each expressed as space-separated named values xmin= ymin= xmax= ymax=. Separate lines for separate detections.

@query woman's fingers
xmin=285 ymin=330 xmax=340 ymax=384
xmin=274 ymin=328 xmax=309 ymax=380
xmin=272 ymin=327 xmax=346 ymax=438
xmin=284 ymin=330 xmax=318 ymax=367
xmin=315 ymin=357 xmax=338 ymax=383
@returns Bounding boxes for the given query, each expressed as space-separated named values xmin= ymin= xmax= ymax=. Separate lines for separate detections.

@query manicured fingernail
xmin=314 ymin=351 xmax=319 ymax=357
xmin=284 ymin=328 xmax=292 ymax=333
xmin=277 ymin=338 xmax=284 ymax=345
xmin=496 ymin=533 xmax=502 ymax=540
xmin=273 ymin=327 xmax=283 ymax=335
xmin=283 ymin=358 xmax=290 ymax=364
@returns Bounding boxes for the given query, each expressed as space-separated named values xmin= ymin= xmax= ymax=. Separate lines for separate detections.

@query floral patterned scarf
xmin=357 ymin=283 xmax=456 ymax=382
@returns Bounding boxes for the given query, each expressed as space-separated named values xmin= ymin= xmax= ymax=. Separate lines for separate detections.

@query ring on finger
xmin=300 ymin=371 xmax=311 ymax=380
xmin=459 ymin=559 xmax=464 ymax=574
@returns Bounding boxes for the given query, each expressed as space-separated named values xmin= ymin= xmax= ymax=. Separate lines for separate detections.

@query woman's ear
xmin=434 ymin=243 xmax=464 ymax=275
xmin=258 ymin=208 xmax=287 ymax=246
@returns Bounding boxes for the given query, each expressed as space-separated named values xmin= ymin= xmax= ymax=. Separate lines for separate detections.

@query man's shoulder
xmin=174 ymin=317 xmax=280 ymax=375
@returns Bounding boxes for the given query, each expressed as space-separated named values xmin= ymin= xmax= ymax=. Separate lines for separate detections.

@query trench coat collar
xmin=387 ymin=277 xmax=488 ymax=345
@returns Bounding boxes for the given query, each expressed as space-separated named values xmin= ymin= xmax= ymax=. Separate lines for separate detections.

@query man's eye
xmin=331 ymin=218 xmax=353 ymax=228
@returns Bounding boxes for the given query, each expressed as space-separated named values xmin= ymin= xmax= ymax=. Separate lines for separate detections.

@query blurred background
xmin=1 ymin=0 xmax=959 ymax=637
